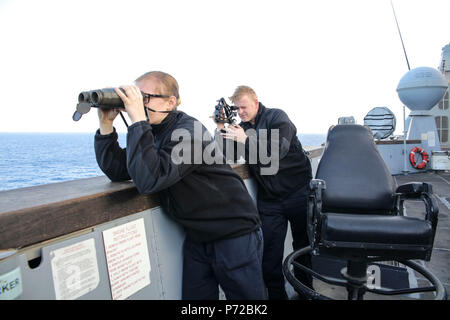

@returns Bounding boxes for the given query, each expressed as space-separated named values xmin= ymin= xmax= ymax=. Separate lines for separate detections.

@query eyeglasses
xmin=141 ymin=91 xmax=171 ymax=105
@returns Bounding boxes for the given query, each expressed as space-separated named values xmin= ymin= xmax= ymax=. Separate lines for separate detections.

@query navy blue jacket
xmin=95 ymin=111 xmax=260 ymax=243
xmin=216 ymin=103 xmax=312 ymax=201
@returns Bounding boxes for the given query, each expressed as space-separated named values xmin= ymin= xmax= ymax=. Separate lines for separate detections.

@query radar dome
xmin=396 ymin=66 xmax=447 ymax=111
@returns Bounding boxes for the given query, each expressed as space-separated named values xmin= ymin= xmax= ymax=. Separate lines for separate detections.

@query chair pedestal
xmin=341 ymin=260 xmax=368 ymax=300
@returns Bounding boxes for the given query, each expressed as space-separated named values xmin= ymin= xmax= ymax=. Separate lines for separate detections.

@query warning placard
xmin=102 ymin=218 xmax=151 ymax=300
xmin=50 ymin=238 xmax=100 ymax=300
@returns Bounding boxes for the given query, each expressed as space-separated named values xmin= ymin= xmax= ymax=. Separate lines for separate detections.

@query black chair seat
xmin=321 ymin=213 xmax=433 ymax=253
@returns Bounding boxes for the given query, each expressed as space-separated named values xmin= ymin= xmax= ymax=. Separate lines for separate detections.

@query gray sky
xmin=0 ymin=0 xmax=448 ymax=134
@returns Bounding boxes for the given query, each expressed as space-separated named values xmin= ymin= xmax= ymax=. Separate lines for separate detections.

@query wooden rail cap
xmin=0 ymin=148 xmax=322 ymax=250
xmin=0 ymin=165 xmax=251 ymax=250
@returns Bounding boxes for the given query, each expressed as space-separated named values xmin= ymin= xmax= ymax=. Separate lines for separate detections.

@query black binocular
xmin=72 ymin=88 xmax=129 ymax=121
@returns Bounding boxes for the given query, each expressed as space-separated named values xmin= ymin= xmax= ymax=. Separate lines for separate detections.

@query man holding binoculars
xmin=94 ymin=71 xmax=266 ymax=300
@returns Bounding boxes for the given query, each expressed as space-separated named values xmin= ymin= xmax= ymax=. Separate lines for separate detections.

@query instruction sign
xmin=50 ymin=238 xmax=100 ymax=300
xmin=102 ymin=218 xmax=151 ymax=300
xmin=0 ymin=267 xmax=22 ymax=300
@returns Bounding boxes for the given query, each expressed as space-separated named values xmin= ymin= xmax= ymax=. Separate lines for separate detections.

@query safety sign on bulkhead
xmin=102 ymin=218 xmax=151 ymax=300
xmin=0 ymin=267 xmax=22 ymax=300
xmin=50 ymin=238 xmax=100 ymax=300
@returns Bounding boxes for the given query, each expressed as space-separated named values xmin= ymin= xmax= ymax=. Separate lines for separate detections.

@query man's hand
xmin=115 ymin=85 xmax=146 ymax=124
xmin=220 ymin=124 xmax=248 ymax=144
xmin=98 ymin=107 xmax=120 ymax=135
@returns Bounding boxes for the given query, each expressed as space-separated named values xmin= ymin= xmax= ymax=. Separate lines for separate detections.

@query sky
xmin=0 ymin=0 xmax=448 ymax=135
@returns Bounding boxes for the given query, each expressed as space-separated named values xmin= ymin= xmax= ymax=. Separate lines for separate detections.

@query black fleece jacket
xmin=216 ymin=103 xmax=312 ymax=202
xmin=95 ymin=111 xmax=260 ymax=243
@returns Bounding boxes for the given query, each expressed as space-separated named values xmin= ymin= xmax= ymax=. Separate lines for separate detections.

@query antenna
xmin=390 ymin=0 xmax=410 ymax=176
xmin=391 ymin=0 xmax=411 ymax=70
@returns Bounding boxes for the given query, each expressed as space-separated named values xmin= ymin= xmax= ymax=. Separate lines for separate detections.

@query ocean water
xmin=0 ymin=132 xmax=326 ymax=192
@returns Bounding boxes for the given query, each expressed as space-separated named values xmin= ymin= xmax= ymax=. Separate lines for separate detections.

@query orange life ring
xmin=409 ymin=146 xmax=429 ymax=169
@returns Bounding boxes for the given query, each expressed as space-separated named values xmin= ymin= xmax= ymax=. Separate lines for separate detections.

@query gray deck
xmin=394 ymin=171 xmax=450 ymax=299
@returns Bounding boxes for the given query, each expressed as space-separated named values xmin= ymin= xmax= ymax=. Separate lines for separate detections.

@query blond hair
xmin=229 ymin=85 xmax=258 ymax=104
xmin=136 ymin=71 xmax=181 ymax=107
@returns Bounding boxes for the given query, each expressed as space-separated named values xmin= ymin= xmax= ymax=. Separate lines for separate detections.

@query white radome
xmin=396 ymin=66 xmax=448 ymax=111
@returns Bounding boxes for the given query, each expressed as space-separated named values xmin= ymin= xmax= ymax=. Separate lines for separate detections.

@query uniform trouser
xmin=257 ymin=184 xmax=313 ymax=300
xmin=182 ymin=228 xmax=267 ymax=300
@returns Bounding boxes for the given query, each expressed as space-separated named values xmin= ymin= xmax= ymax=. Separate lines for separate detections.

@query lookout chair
xmin=283 ymin=124 xmax=446 ymax=300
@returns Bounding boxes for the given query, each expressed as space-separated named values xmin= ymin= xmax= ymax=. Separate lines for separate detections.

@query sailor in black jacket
xmin=94 ymin=72 xmax=265 ymax=300
xmin=215 ymin=86 xmax=313 ymax=300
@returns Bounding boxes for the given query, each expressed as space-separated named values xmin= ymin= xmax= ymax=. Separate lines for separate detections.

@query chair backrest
xmin=316 ymin=125 xmax=397 ymax=214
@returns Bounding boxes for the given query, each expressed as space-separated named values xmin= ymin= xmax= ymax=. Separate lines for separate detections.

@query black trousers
xmin=182 ymin=228 xmax=266 ymax=300
xmin=257 ymin=184 xmax=313 ymax=300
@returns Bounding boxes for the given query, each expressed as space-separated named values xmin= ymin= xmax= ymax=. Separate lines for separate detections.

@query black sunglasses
xmin=141 ymin=91 xmax=171 ymax=105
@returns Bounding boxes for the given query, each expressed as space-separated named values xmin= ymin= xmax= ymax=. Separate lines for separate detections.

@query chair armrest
xmin=309 ymin=179 xmax=326 ymax=212
xmin=396 ymin=182 xmax=433 ymax=199
xmin=422 ymin=192 xmax=439 ymax=231
xmin=397 ymin=182 xmax=439 ymax=239
xmin=308 ymin=179 xmax=326 ymax=251
xmin=310 ymin=179 xmax=326 ymax=194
